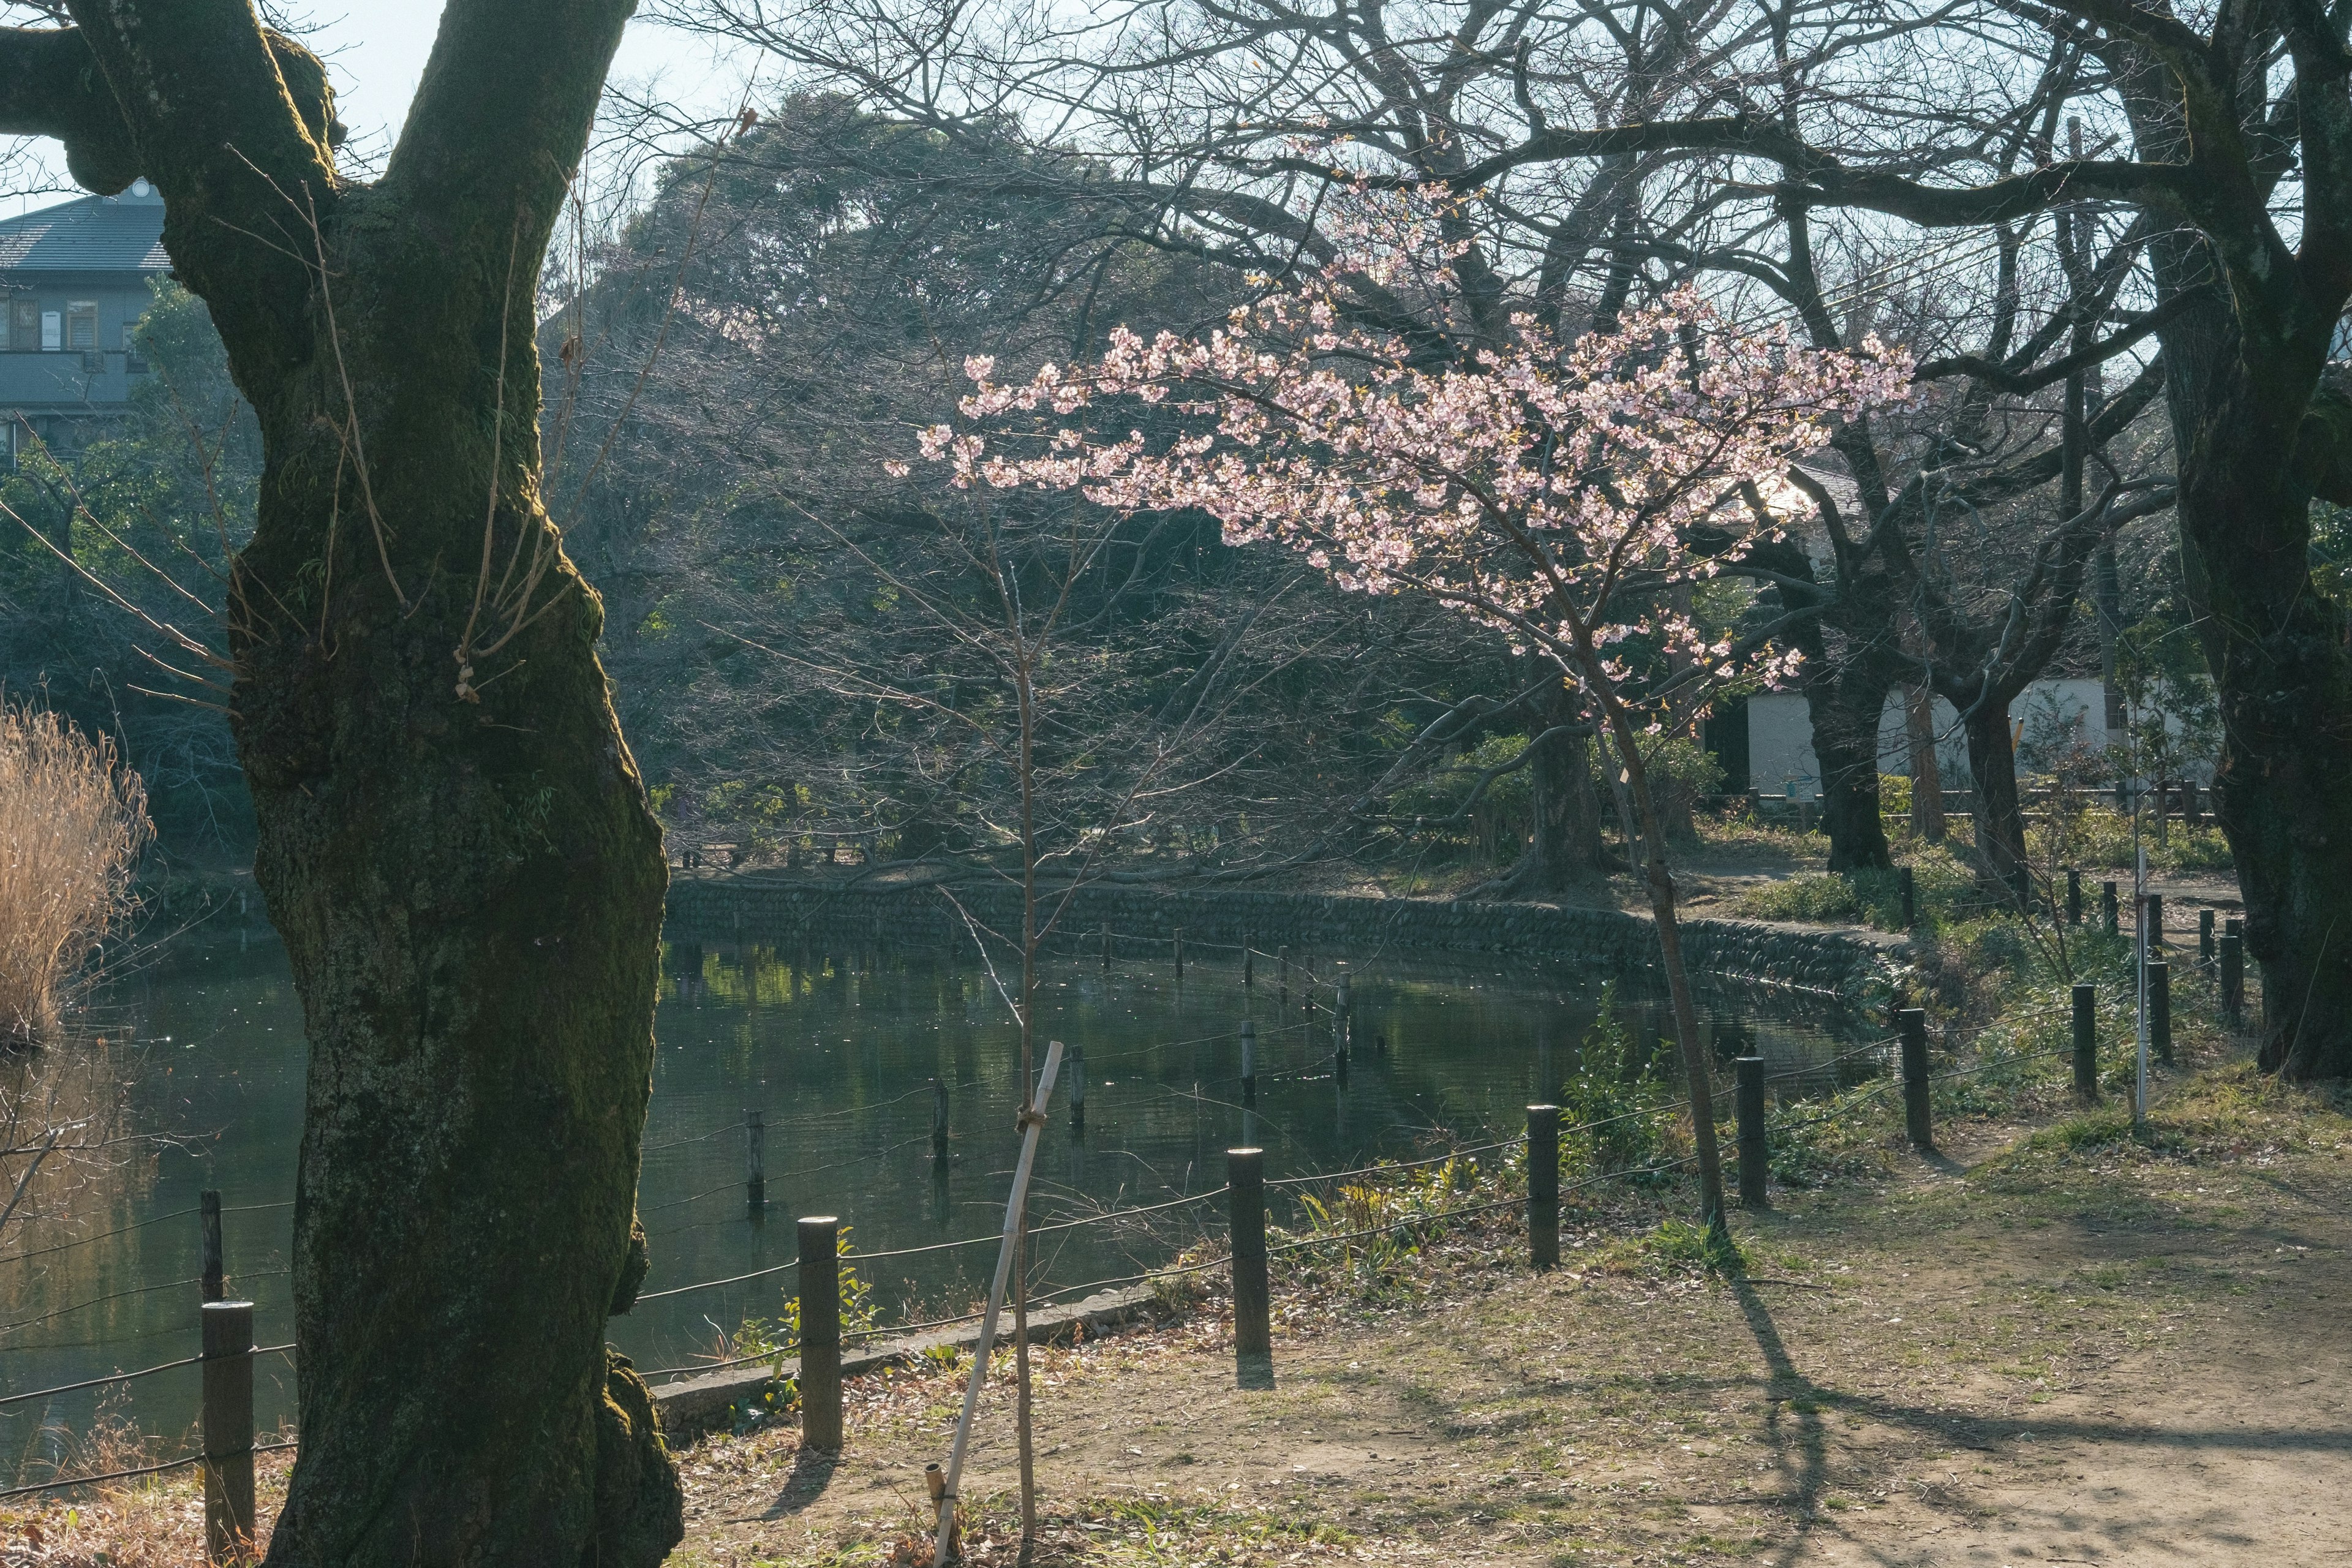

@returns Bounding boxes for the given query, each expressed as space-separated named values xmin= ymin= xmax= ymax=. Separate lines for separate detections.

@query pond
xmin=2 ymin=926 xmax=1875 ymax=1474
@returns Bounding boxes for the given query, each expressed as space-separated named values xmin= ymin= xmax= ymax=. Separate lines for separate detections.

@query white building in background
xmin=1746 ymin=680 xmax=2111 ymax=798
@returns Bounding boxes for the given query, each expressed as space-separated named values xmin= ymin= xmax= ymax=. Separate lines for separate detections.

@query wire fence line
xmin=0 ymin=1438 xmax=299 ymax=1504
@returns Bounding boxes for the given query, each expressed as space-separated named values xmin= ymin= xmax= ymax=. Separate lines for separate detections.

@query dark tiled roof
xmin=0 ymin=189 xmax=168 ymax=276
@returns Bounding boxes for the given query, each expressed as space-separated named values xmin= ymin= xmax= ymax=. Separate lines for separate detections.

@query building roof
xmin=0 ymin=183 xmax=168 ymax=276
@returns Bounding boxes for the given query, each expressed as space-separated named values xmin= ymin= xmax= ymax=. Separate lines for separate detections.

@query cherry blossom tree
xmin=907 ymin=271 xmax=1911 ymax=1229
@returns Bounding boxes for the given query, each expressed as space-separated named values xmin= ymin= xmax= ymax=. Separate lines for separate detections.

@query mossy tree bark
xmin=0 ymin=4 xmax=682 ymax=1561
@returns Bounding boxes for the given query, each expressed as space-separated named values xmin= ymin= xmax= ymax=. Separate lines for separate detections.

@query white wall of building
xmin=1746 ymin=679 xmax=2116 ymax=796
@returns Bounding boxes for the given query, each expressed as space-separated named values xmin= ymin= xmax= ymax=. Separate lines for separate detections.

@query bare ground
xmin=669 ymin=1069 xmax=2352 ymax=1568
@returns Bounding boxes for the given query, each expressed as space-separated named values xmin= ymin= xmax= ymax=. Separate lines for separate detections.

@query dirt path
xmin=669 ymin=1069 xmax=2352 ymax=1567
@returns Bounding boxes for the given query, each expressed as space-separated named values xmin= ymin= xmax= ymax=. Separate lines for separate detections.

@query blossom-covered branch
xmin=913 ymin=285 xmax=1912 ymax=723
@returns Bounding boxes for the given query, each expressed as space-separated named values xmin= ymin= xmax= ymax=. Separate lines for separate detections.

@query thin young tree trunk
xmin=1589 ymin=683 xmax=1727 ymax=1231
xmin=1905 ymin=682 xmax=1946 ymax=843
xmin=1014 ymin=647 xmax=1040 ymax=1555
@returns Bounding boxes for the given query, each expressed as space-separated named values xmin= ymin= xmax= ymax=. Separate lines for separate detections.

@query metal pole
xmin=1068 ymin=1046 xmax=1087 ymax=1134
xmin=932 ymin=1077 xmax=950 ymax=1163
xmin=2147 ymin=957 xmax=2173 ymax=1066
xmin=1238 ymin=1020 xmax=1256 ymax=1103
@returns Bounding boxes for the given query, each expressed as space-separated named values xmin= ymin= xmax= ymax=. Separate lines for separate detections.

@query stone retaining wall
xmin=665 ymin=876 xmax=1903 ymax=1006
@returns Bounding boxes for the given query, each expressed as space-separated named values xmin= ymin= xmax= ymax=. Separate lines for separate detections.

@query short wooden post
xmin=1243 ymin=936 xmax=1254 ymax=987
xmin=1898 ymin=1008 xmax=1933 ymax=1151
xmin=2147 ymin=957 xmax=2173 ymax=1066
xmin=798 ymin=1216 xmax=843 ymax=1450
xmin=201 ymin=1298 xmax=255 ymax=1562
xmin=1227 ymin=1148 xmax=1270 ymax=1364
xmin=200 ymin=1190 xmax=224 ymax=1303
xmin=2220 ymin=931 xmax=2245 ymax=1020
xmin=2072 ymin=983 xmax=2099 ymax=1101
xmin=1068 ymin=1046 xmax=1087 ymax=1133
xmin=1174 ymin=927 xmax=1185 ymax=979
xmin=926 ymin=1463 xmax=958 ymax=1561
xmin=1735 ymin=1056 xmax=1768 ymax=1207
xmin=2199 ymin=908 xmax=2216 ymax=963
xmin=2101 ymin=881 xmax=2119 ymax=935
xmin=1899 ymin=865 xmax=1916 ymax=928
xmin=932 ymin=1077 xmax=950 ymax=1162
xmin=2144 ymin=892 xmax=2164 ymax=950
xmin=1526 ymin=1105 xmax=1559 ymax=1267
xmin=2067 ymin=869 xmax=2082 ymax=926
xmin=1238 ymin=1020 xmax=1257 ymax=1102
xmin=745 ymin=1109 xmax=766 ymax=1215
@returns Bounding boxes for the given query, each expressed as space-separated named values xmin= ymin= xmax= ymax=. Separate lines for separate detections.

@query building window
xmin=66 ymin=302 xmax=96 ymax=352
xmin=39 ymin=311 xmax=58 ymax=352
xmin=9 ymin=298 xmax=33 ymax=352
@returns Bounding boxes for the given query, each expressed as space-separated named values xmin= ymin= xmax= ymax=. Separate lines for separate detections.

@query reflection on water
xmin=2 ymin=929 xmax=1874 ymax=1465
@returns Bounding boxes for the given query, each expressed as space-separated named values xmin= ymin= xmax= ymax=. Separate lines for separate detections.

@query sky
xmin=305 ymin=2 xmax=753 ymax=167
xmin=4 ymin=4 xmax=757 ymax=213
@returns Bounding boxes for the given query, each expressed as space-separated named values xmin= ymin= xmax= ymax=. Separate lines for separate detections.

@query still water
xmin=3 ymin=930 xmax=1869 ymax=1469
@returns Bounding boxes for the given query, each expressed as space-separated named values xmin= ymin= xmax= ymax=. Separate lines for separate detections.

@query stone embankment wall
xmin=665 ymin=876 xmax=1904 ymax=1005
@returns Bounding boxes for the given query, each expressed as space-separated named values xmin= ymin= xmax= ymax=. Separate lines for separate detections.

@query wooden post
xmin=2144 ymin=892 xmax=2164 ymax=950
xmin=1898 ymin=1009 xmax=1933 ymax=1151
xmin=745 ymin=1109 xmax=766 ymax=1215
xmin=2073 ymin=983 xmax=2100 ymax=1101
xmin=1899 ymin=865 xmax=1915 ymax=929
xmin=1735 ymin=1056 xmax=1769 ymax=1207
xmin=799 ymin=1216 xmax=843 ymax=1451
xmin=2147 ymin=957 xmax=2173 ymax=1066
xmin=1174 ymin=927 xmax=1185 ymax=979
xmin=201 ymin=1298 xmax=254 ymax=1563
xmin=932 ymin=1077 xmax=950 ymax=1162
xmin=2101 ymin=881 xmax=2119 ymax=934
xmin=926 ymin=1464 xmax=958 ymax=1561
xmin=1238 ymin=1020 xmax=1256 ymax=1102
xmin=1526 ymin=1105 xmax=1559 ymax=1267
xmin=1068 ymin=1046 xmax=1087 ymax=1134
xmin=2067 ymin=868 xmax=2082 ymax=927
xmin=1243 ymin=936 xmax=1254 ymax=988
xmin=2220 ymin=932 xmax=2245 ymax=1021
xmin=1227 ymin=1148 xmax=1270 ymax=1365
xmin=2199 ymin=908 xmax=2216 ymax=963
xmin=200 ymin=1190 xmax=224 ymax=1303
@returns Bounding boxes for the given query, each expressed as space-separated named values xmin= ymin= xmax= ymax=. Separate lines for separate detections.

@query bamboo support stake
xmin=932 ymin=1041 xmax=1064 ymax=1568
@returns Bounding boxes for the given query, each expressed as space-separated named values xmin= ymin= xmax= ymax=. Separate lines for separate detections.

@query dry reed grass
xmin=0 ymin=1442 xmax=291 ymax=1567
xmin=0 ymin=701 xmax=150 ymax=1047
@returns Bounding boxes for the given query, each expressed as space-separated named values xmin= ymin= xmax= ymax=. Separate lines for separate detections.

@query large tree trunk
xmin=1961 ymin=694 xmax=2030 ymax=900
xmin=2174 ymin=387 xmax=2352 ymax=1078
xmin=0 ymin=6 xmax=685 ymax=1560
xmin=1806 ymin=662 xmax=1894 ymax=872
xmin=1528 ymin=727 xmax=1608 ymax=889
